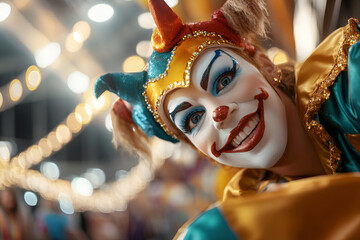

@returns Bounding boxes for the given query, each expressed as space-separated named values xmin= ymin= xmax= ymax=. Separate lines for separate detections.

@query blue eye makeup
xmin=211 ymin=57 xmax=241 ymax=96
xmin=179 ymin=106 xmax=206 ymax=134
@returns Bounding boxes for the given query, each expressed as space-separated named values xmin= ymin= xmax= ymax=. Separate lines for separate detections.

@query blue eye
xmin=216 ymin=73 xmax=235 ymax=94
xmin=180 ymin=107 xmax=206 ymax=134
xmin=211 ymin=60 xmax=241 ymax=96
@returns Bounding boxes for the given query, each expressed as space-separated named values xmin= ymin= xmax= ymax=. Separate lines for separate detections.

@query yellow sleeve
xmin=221 ymin=173 xmax=360 ymax=240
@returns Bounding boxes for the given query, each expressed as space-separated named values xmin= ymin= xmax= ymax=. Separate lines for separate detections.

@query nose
xmin=212 ymin=104 xmax=238 ymax=129
xmin=213 ymin=106 xmax=229 ymax=122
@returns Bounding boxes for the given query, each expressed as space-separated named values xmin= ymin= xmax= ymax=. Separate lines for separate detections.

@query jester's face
xmin=162 ymin=47 xmax=288 ymax=168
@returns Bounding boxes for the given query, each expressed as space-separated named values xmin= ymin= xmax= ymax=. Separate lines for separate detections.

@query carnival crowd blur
xmin=0 ymin=156 xmax=224 ymax=240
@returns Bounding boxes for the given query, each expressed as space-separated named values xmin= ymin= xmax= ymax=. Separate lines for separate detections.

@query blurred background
xmin=0 ymin=0 xmax=359 ymax=239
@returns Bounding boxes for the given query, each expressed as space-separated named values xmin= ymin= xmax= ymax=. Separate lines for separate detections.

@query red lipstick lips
xmin=211 ymin=89 xmax=269 ymax=158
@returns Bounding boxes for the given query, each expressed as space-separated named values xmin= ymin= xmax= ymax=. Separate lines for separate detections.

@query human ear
xmin=253 ymin=52 xmax=278 ymax=80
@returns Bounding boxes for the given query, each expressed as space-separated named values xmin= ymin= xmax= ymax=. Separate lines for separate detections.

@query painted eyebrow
xmin=169 ymin=102 xmax=193 ymax=121
xmin=200 ymin=49 xmax=222 ymax=91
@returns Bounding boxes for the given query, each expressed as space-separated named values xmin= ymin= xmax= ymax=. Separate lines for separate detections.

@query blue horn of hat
xmin=94 ymin=71 xmax=179 ymax=143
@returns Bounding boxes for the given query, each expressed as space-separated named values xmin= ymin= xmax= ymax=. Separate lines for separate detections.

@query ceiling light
xmin=88 ymin=4 xmax=114 ymax=23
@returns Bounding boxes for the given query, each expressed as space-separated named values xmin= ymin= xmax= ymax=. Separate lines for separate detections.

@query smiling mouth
xmin=211 ymin=89 xmax=269 ymax=158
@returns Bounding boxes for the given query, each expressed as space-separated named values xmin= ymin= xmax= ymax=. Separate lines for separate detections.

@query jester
xmin=95 ymin=0 xmax=360 ymax=238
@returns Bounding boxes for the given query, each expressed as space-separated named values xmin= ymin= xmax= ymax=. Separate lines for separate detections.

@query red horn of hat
xmin=149 ymin=0 xmax=255 ymax=55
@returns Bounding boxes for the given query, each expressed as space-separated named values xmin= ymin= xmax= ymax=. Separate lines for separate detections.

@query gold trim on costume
xmin=299 ymin=18 xmax=359 ymax=173
xmin=143 ymin=31 xmax=236 ymax=138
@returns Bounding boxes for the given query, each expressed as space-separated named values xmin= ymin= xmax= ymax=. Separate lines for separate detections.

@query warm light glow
xmin=9 ymin=79 xmax=23 ymax=102
xmin=105 ymin=113 xmax=113 ymax=132
xmin=84 ymin=168 xmax=106 ymax=188
xmin=137 ymin=12 xmax=155 ymax=29
xmin=136 ymin=40 xmax=153 ymax=58
xmin=0 ymin=3 xmax=11 ymax=22
xmin=0 ymin=92 xmax=2 ymax=108
xmin=123 ymin=55 xmax=145 ymax=73
xmin=73 ymin=21 xmax=91 ymax=40
xmin=272 ymin=51 xmax=289 ymax=65
xmin=47 ymin=132 xmax=62 ymax=151
xmin=66 ymin=113 xmax=82 ymax=133
xmin=294 ymin=0 xmax=319 ymax=61
xmin=72 ymin=32 xmax=82 ymax=43
xmin=91 ymin=92 xmax=110 ymax=111
xmin=38 ymin=138 xmax=52 ymax=157
xmin=26 ymin=65 xmax=42 ymax=91
xmin=56 ymin=124 xmax=72 ymax=144
xmin=0 ymin=145 xmax=10 ymax=161
xmin=40 ymin=162 xmax=60 ymax=180
xmin=35 ymin=42 xmax=61 ymax=68
xmin=65 ymin=33 xmax=83 ymax=53
xmin=24 ymin=191 xmax=38 ymax=207
xmin=12 ymin=0 xmax=31 ymax=9
xmin=88 ymin=4 xmax=114 ymax=23
xmin=67 ymin=71 xmax=90 ymax=94
xmin=27 ymin=146 xmax=42 ymax=165
xmin=71 ymin=177 xmax=93 ymax=196
xmin=75 ymin=103 xmax=92 ymax=124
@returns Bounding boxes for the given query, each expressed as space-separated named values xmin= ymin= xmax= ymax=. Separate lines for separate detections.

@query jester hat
xmin=94 ymin=0 xmax=256 ymax=143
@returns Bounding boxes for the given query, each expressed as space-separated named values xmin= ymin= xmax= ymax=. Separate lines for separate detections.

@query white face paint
xmin=164 ymin=47 xmax=287 ymax=168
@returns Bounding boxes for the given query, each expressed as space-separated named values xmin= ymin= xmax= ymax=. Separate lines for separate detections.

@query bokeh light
xmin=47 ymin=132 xmax=62 ymax=151
xmin=26 ymin=65 xmax=42 ymax=91
xmin=84 ymin=168 xmax=106 ymax=188
xmin=137 ymin=12 xmax=156 ymax=29
xmin=58 ymin=196 xmax=74 ymax=215
xmin=75 ymin=103 xmax=92 ymax=124
xmin=0 ymin=92 xmax=3 ymax=108
xmin=9 ymin=79 xmax=23 ymax=102
xmin=24 ymin=191 xmax=38 ymax=207
xmin=0 ymin=2 xmax=11 ymax=22
xmin=35 ymin=42 xmax=61 ymax=68
xmin=136 ymin=40 xmax=153 ymax=58
xmin=88 ymin=4 xmax=114 ymax=23
xmin=73 ymin=21 xmax=91 ymax=40
xmin=105 ymin=113 xmax=113 ymax=132
xmin=40 ymin=162 xmax=60 ymax=180
xmin=65 ymin=33 xmax=83 ymax=52
xmin=71 ymin=177 xmax=93 ymax=196
xmin=66 ymin=113 xmax=82 ymax=133
xmin=122 ymin=55 xmax=145 ymax=73
xmin=0 ymin=144 xmax=10 ymax=161
xmin=56 ymin=124 xmax=72 ymax=144
xmin=67 ymin=71 xmax=90 ymax=94
xmin=38 ymin=138 xmax=52 ymax=158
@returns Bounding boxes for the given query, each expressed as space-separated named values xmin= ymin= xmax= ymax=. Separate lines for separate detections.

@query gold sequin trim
xmin=143 ymin=30 xmax=236 ymax=138
xmin=304 ymin=18 xmax=359 ymax=173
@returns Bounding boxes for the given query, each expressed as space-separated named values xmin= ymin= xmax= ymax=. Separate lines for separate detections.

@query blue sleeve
xmin=175 ymin=206 xmax=239 ymax=240
xmin=348 ymin=24 xmax=360 ymax=113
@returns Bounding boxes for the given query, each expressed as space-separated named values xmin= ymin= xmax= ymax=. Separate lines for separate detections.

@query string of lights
xmin=0 ymin=0 xmax=178 ymax=212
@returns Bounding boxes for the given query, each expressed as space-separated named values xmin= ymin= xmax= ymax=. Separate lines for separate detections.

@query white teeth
xmin=244 ymin=126 xmax=252 ymax=135
xmin=235 ymin=135 xmax=242 ymax=143
xmin=230 ymin=113 xmax=260 ymax=148
xmin=239 ymin=132 xmax=247 ymax=139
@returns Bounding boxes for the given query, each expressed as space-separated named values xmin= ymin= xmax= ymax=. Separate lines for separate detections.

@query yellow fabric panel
xmin=221 ymin=173 xmax=360 ymax=240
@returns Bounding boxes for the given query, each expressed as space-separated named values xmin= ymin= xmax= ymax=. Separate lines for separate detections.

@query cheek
xmin=188 ymin=121 xmax=216 ymax=155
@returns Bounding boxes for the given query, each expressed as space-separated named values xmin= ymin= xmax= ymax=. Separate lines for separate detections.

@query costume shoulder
xmin=175 ymin=173 xmax=360 ymax=239
xmin=295 ymin=18 xmax=360 ymax=174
